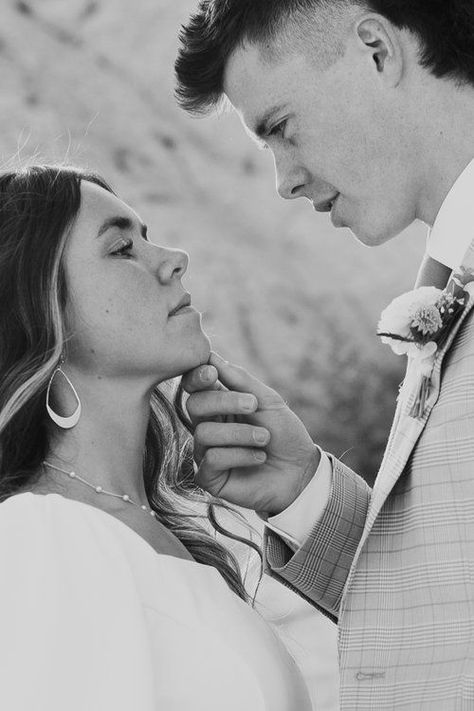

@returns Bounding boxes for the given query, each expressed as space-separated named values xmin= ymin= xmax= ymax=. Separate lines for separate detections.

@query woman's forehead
xmin=79 ymin=181 xmax=127 ymax=217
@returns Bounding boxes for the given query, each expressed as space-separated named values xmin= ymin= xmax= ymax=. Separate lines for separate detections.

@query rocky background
xmin=1 ymin=0 xmax=427 ymax=484
xmin=0 ymin=2 xmax=431 ymax=708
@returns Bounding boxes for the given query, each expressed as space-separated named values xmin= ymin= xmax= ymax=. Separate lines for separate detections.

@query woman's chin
xmin=195 ymin=332 xmax=212 ymax=363
xmin=168 ymin=339 xmax=212 ymax=380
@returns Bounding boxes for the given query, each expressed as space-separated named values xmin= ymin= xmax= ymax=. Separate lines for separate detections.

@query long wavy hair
xmin=0 ymin=164 xmax=261 ymax=602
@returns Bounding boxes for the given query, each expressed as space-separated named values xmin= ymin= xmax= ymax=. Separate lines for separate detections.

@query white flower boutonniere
xmin=377 ymin=268 xmax=474 ymax=418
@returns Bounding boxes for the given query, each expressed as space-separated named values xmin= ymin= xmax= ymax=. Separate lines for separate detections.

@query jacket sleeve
xmin=264 ymin=455 xmax=371 ymax=622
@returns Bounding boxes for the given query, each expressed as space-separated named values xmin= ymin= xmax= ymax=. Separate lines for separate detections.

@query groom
xmin=175 ymin=1 xmax=474 ymax=708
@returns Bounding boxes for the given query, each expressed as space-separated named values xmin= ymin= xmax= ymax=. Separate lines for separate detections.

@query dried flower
xmin=377 ymin=267 xmax=474 ymax=419
xmin=377 ymin=286 xmax=442 ymax=355
xmin=411 ymin=304 xmax=443 ymax=336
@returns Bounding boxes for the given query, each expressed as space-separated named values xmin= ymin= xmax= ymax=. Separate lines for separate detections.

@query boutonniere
xmin=377 ymin=267 xmax=474 ymax=419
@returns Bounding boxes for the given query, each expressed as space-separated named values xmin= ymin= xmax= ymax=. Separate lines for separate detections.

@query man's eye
xmin=111 ymin=238 xmax=133 ymax=257
xmin=268 ymin=120 xmax=287 ymax=139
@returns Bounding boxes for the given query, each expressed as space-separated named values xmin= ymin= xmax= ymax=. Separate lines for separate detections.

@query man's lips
xmin=169 ymin=293 xmax=192 ymax=317
xmin=313 ymin=194 xmax=340 ymax=213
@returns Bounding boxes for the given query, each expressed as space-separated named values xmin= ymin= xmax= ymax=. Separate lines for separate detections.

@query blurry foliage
xmin=266 ymin=297 xmax=405 ymax=487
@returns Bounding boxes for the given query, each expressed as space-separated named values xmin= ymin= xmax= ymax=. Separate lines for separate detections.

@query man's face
xmin=224 ymin=40 xmax=419 ymax=246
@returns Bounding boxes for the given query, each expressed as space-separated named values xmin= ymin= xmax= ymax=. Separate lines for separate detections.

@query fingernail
xmin=254 ymin=451 xmax=266 ymax=462
xmin=240 ymin=395 xmax=257 ymax=411
xmin=200 ymin=366 xmax=213 ymax=382
xmin=254 ymin=429 xmax=269 ymax=444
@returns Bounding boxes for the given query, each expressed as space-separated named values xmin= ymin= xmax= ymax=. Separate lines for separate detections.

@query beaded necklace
xmin=42 ymin=461 xmax=157 ymax=518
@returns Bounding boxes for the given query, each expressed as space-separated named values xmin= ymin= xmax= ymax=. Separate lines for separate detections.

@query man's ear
xmin=356 ymin=16 xmax=404 ymax=86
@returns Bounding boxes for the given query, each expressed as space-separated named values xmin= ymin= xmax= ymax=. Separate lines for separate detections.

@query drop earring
xmin=46 ymin=360 xmax=81 ymax=429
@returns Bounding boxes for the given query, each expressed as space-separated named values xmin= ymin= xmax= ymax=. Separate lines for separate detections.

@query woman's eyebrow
xmin=97 ymin=216 xmax=148 ymax=239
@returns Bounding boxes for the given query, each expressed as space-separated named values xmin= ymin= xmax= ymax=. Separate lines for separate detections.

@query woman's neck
xmin=46 ymin=374 xmax=154 ymax=505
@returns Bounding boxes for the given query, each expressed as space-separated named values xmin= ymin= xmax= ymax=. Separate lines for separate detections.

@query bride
xmin=0 ymin=164 xmax=312 ymax=710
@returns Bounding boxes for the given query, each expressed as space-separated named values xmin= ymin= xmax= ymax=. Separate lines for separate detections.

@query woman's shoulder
xmin=0 ymin=491 xmax=176 ymax=617
xmin=0 ymin=491 xmax=147 ymax=581
xmin=0 ymin=492 xmax=242 ymax=629
xmin=1 ymin=492 xmax=109 ymax=564
xmin=0 ymin=492 xmax=211 ymax=594
xmin=1 ymin=490 xmax=107 ymax=536
xmin=0 ymin=493 xmax=174 ymax=710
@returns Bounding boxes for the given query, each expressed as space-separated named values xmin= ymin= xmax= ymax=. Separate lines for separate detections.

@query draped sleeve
xmin=0 ymin=493 xmax=157 ymax=711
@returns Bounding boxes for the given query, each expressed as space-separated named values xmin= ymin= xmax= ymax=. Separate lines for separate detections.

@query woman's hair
xmin=0 ymin=164 xmax=261 ymax=602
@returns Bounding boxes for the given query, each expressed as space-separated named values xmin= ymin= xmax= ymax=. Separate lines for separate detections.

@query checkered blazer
xmin=265 ymin=239 xmax=474 ymax=709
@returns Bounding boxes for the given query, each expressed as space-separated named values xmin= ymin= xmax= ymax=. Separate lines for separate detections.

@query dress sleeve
xmin=0 ymin=495 xmax=157 ymax=711
xmin=144 ymin=610 xmax=267 ymax=711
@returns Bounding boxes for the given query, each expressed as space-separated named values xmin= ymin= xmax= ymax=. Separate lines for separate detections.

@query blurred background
xmin=1 ymin=0 xmax=427 ymax=483
xmin=1 ymin=1 xmax=428 ymax=707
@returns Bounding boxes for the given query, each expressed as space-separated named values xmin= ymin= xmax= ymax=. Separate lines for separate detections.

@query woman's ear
xmin=356 ymin=15 xmax=404 ymax=86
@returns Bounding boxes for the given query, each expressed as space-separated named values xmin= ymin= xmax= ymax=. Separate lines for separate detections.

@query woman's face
xmin=63 ymin=180 xmax=210 ymax=383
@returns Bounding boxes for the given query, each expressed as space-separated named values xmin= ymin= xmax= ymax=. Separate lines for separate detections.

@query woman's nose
xmin=157 ymin=248 xmax=189 ymax=283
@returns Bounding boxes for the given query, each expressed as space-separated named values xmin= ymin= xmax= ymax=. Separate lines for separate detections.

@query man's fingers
xmin=195 ymin=447 xmax=267 ymax=494
xmin=195 ymin=421 xmax=271 ymax=449
xmin=181 ymin=364 xmax=220 ymax=394
xmin=186 ymin=389 xmax=258 ymax=423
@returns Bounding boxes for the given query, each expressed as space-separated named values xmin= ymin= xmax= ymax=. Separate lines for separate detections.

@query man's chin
xmin=349 ymin=222 xmax=403 ymax=248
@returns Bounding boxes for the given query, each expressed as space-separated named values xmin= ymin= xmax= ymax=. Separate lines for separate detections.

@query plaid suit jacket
xmin=265 ymin=238 xmax=474 ymax=709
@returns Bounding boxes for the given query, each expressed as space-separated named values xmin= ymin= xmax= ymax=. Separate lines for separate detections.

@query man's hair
xmin=175 ymin=0 xmax=474 ymax=114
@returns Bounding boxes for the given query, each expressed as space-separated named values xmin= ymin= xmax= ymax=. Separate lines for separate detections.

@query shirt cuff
xmin=264 ymin=449 xmax=332 ymax=550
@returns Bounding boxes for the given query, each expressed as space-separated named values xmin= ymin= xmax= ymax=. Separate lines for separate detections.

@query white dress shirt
xmin=427 ymin=159 xmax=474 ymax=269
xmin=267 ymin=157 xmax=474 ymax=547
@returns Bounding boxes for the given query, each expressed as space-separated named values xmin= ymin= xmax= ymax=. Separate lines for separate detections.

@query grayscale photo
xmin=0 ymin=1 xmax=473 ymax=709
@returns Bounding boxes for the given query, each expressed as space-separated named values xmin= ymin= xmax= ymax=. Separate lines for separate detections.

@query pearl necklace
xmin=42 ymin=461 xmax=157 ymax=518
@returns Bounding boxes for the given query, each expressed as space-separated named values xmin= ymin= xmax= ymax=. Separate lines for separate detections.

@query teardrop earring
xmin=46 ymin=362 xmax=82 ymax=429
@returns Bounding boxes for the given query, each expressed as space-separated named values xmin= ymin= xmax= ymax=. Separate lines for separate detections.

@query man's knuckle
xmin=194 ymin=422 xmax=206 ymax=440
xmin=204 ymin=449 xmax=219 ymax=468
xmin=231 ymin=427 xmax=243 ymax=444
xmin=216 ymin=391 xmax=228 ymax=411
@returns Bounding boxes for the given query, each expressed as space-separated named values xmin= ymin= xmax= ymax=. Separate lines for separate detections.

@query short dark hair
xmin=175 ymin=0 xmax=474 ymax=114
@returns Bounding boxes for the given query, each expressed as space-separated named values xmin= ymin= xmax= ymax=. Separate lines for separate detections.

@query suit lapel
xmin=363 ymin=237 xmax=474 ymax=537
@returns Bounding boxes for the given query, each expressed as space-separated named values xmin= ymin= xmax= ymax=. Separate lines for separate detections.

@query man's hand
xmin=182 ymin=353 xmax=321 ymax=516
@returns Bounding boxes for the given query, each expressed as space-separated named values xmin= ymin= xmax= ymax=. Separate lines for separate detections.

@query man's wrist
xmin=263 ymin=449 xmax=333 ymax=547
xmin=296 ymin=444 xmax=321 ymax=500
xmin=259 ymin=444 xmax=321 ymax=517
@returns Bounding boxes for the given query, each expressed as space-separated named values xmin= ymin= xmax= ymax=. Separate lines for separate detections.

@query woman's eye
xmin=110 ymin=238 xmax=133 ymax=257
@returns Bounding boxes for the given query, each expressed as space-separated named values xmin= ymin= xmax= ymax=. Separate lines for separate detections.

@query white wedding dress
xmin=0 ymin=493 xmax=312 ymax=711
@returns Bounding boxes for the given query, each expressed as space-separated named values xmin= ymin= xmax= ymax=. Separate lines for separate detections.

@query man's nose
xmin=156 ymin=247 xmax=189 ymax=283
xmin=275 ymin=154 xmax=310 ymax=200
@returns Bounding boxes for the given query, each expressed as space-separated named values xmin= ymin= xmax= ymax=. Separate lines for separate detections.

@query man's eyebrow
xmin=97 ymin=216 xmax=148 ymax=240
